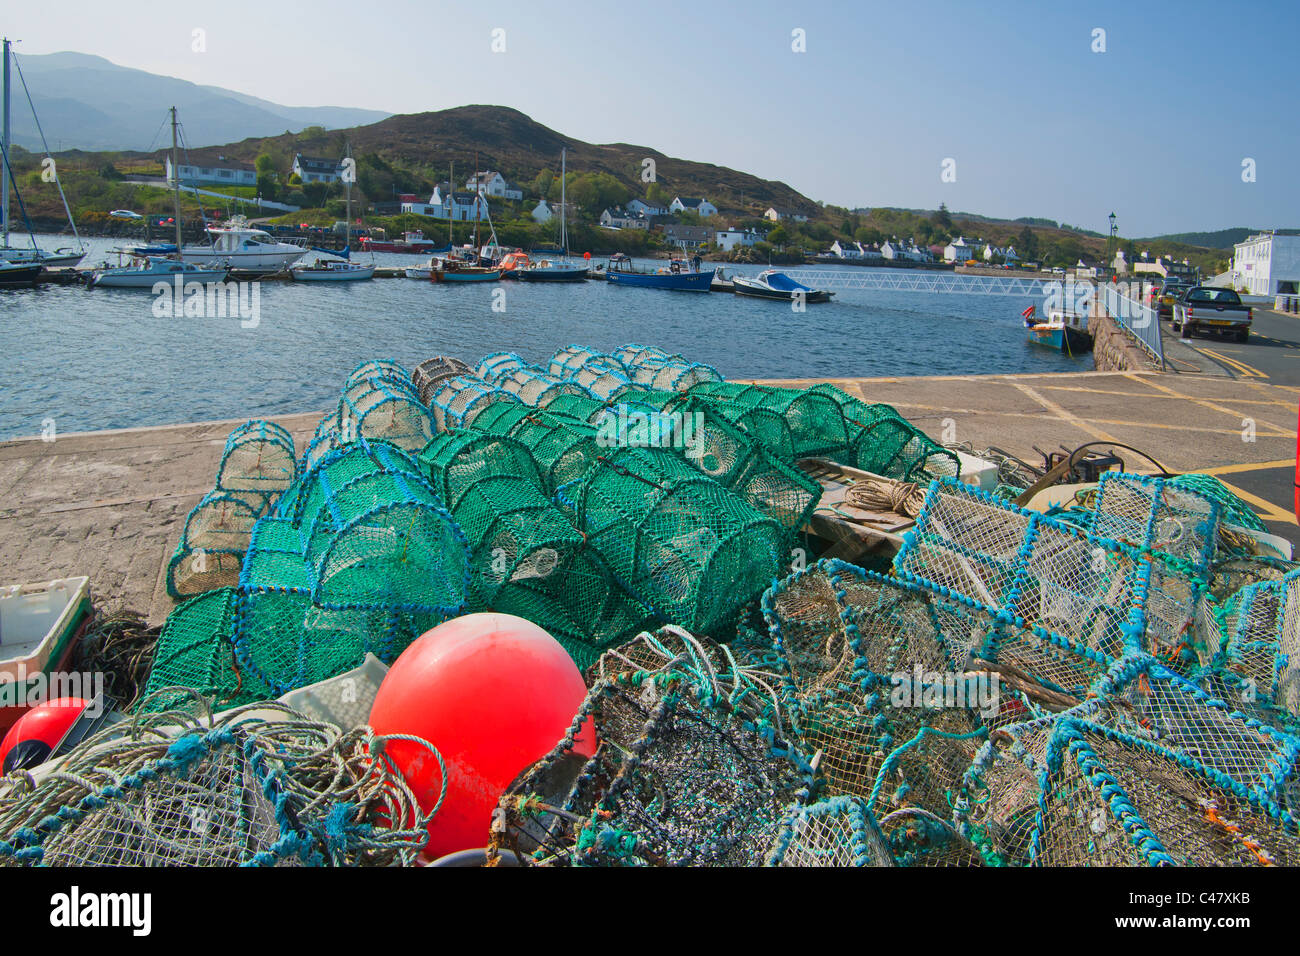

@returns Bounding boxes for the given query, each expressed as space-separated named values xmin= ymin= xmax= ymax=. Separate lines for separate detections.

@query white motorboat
xmin=291 ymin=258 xmax=375 ymax=282
xmin=182 ymin=216 xmax=307 ymax=273
xmin=90 ymin=256 xmax=229 ymax=288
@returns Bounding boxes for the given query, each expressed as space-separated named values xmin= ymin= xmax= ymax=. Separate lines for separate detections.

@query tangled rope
xmin=67 ymin=609 xmax=160 ymax=710
xmin=845 ymin=478 xmax=927 ymax=518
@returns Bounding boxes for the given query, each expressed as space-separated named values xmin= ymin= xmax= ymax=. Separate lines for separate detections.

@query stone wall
xmin=1091 ymin=312 xmax=1159 ymax=372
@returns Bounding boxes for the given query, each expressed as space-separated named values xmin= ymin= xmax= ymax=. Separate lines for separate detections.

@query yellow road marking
xmin=1196 ymin=347 xmax=1268 ymax=379
xmin=1039 ymin=384 xmax=1293 ymax=406
xmin=1122 ymin=373 xmax=1289 ymax=434
xmin=1010 ymin=383 xmax=1116 ymax=442
xmin=1214 ymin=478 xmax=1296 ymax=525
xmin=1194 ymin=459 xmax=1295 ymax=476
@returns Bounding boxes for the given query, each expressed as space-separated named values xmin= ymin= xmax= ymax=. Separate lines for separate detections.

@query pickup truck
xmin=1171 ymin=286 xmax=1252 ymax=342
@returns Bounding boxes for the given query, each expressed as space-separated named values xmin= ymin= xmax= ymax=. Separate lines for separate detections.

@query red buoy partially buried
xmin=369 ymin=613 xmax=595 ymax=859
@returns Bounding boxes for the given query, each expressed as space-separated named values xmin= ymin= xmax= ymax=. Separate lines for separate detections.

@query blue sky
xmin=6 ymin=0 xmax=1297 ymax=235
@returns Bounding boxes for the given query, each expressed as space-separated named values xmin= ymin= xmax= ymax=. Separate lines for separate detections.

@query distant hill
xmin=9 ymin=52 xmax=390 ymax=151
xmin=1138 ymin=227 xmax=1300 ymax=250
xmin=160 ymin=104 xmax=821 ymax=217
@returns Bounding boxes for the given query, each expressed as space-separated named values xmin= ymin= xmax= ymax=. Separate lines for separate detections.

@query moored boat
xmin=0 ymin=260 xmax=43 ymax=287
xmin=439 ymin=258 xmax=501 ymax=282
xmin=732 ymin=269 xmax=833 ymax=302
xmin=181 ymin=217 xmax=307 ymax=273
xmin=519 ymin=257 xmax=588 ymax=282
xmin=1023 ymin=306 xmax=1091 ymax=354
xmin=362 ymin=230 xmax=448 ymax=254
xmin=290 ymin=258 xmax=376 ymax=282
xmin=605 ymin=253 xmax=713 ymax=292
xmin=91 ymin=255 xmax=229 ymax=288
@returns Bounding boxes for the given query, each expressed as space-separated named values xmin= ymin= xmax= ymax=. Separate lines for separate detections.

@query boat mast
xmin=560 ymin=146 xmax=567 ymax=258
xmin=345 ymin=141 xmax=352 ymax=253
xmin=2 ymin=38 xmax=9 ymax=249
xmin=170 ymin=106 xmax=184 ymax=260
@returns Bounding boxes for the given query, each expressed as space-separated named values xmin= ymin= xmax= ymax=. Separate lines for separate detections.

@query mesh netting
xmin=418 ymin=430 xmax=655 ymax=668
xmin=496 ymin=365 xmax=593 ymax=408
xmin=691 ymin=381 xmax=851 ymax=458
xmin=805 ymin=383 xmax=962 ymax=480
xmin=487 ymin=627 xmax=811 ymax=866
xmin=337 ymin=374 xmax=434 ymax=453
xmin=474 ymin=351 xmax=528 ymax=385
xmin=546 ymin=345 xmax=635 ymax=400
xmin=562 ymin=447 xmax=786 ymax=634
xmin=0 ymin=701 xmax=434 ymax=867
xmin=167 ymin=492 xmax=260 ymax=598
xmin=412 ymin=355 xmax=471 ymax=406
xmin=765 ymin=795 xmax=894 ymax=866
xmin=214 ymin=419 xmax=298 ymax=512
xmin=428 ymin=374 xmax=521 ymax=431
xmin=1092 ymin=472 xmax=1220 ymax=573
xmin=468 ymin=402 xmax=603 ymax=493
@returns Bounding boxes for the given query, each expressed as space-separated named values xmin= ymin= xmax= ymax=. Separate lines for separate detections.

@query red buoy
xmin=369 ymin=614 xmax=595 ymax=858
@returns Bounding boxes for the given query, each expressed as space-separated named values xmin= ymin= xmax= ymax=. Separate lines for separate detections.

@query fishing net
xmin=1028 ymin=718 xmax=1300 ymax=866
xmin=473 ymin=351 xmax=528 ymax=385
xmin=468 ymin=402 xmax=603 ymax=493
xmin=1091 ymin=472 xmax=1220 ymax=573
xmin=1169 ymin=473 xmax=1269 ymax=534
xmin=428 ymin=374 xmax=520 ymax=431
xmin=67 ymin=609 xmax=160 ymax=712
xmin=765 ymin=795 xmax=894 ymax=866
xmin=167 ymin=492 xmax=260 ymax=598
xmin=337 ymin=375 xmax=434 ymax=453
xmin=418 ymin=431 xmax=655 ymax=668
xmin=411 ymin=355 xmax=471 ymax=406
xmin=0 ymin=700 xmax=435 ymax=867
xmin=487 ymin=627 xmax=811 ymax=866
xmin=545 ymin=346 xmax=635 ymax=400
xmin=561 ymin=447 xmax=786 ymax=634
xmin=804 ymin=383 xmax=962 ymax=480
xmin=214 ymin=419 xmax=298 ymax=513
xmin=496 ymin=365 xmax=592 ymax=408
xmin=1209 ymin=568 xmax=1300 ymax=723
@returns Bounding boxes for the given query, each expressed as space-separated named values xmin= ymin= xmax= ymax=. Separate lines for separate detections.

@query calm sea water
xmin=0 ymin=234 xmax=1083 ymax=439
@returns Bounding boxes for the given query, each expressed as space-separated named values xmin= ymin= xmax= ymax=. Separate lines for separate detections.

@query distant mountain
xmin=8 ymin=52 xmax=390 ymax=151
xmin=171 ymin=105 xmax=821 ymax=217
xmin=1137 ymin=227 xmax=1300 ymax=250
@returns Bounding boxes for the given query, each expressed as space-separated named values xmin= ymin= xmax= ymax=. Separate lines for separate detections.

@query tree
xmin=931 ymin=202 xmax=952 ymax=229
xmin=767 ymin=225 xmax=788 ymax=246
xmin=646 ymin=181 xmax=667 ymax=205
xmin=1016 ymin=225 xmax=1040 ymax=262
xmin=254 ymin=153 xmax=277 ymax=175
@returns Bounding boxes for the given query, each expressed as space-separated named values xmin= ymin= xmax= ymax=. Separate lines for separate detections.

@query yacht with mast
xmin=90 ymin=108 xmax=229 ymax=288
xmin=0 ymin=38 xmax=86 ymax=267
xmin=519 ymin=147 xmax=587 ymax=282
xmin=291 ymin=143 xmax=374 ymax=281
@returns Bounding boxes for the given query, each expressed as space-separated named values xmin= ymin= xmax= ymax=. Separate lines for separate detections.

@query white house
xmin=402 ymin=183 xmax=487 ymax=221
xmin=1003 ymin=245 xmax=1020 ymax=264
xmin=600 ymin=207 xmax=650 ymax=230
xmin=881 ymin=239 xmax=930 ymax=262
xmin=165 ymin=156 xmax=256 ymax=187
xmin=669 ymin=196 xmax=717 ymax=218
xmin=293 ymin=154 xmax=344 ymax=184
xmin=628 ymin=198 xmax=669 ymax=218
xmin=943 ymin=236 xmax=978 ymax=263
xmin=662 ymin=224 xmax=712 ymax=250
xmin=531 ymin=199 xmax=554 ymax=224
xmin=830 ymin=240 xmax=881 ymax=260
xmin=465 ymin=170 xmax=523 ymax=201
xmin=765 ymin=206 xmax=809 ymax=223
xmin=716 ymin=227 xmax=762 ymax=252
xmin=1232 ymin=232 xmax=1300 ymax=295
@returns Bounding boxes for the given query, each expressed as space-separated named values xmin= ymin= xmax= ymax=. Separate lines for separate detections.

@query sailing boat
xmin=291 ymin=142 xmax=374 ymax=281
xmin=520 ymin=147 xmax=587 ymax=282
xmin=90 ymin=108 xmax=229 ymax=288
xmin=0 ymin=38 xmax=86 ymax=267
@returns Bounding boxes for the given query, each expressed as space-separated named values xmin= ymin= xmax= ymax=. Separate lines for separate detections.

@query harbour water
xmin=0 ymin=235 xmax=1083 ymax=439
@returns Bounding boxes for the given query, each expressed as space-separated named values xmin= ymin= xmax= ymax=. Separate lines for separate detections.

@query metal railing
xmin=1102 ymin=282 xmax=1165 ymax=369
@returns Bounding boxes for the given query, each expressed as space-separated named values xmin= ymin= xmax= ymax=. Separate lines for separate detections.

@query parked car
xmin=1171 ymin=287 xmax=1253 ymax=342
xmin=1149 ymin=278 xmax=1194 ymax=318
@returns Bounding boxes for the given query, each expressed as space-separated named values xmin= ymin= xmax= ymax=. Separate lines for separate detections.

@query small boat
xmin=1023 ymin=306 xmax=1091 ymax=354
xmin=362 ymin=230 xmax=446 ymax=254
xmin=291 ymin=258 xmax=375 ymax=282
xmin=182 ymin=216 xmax=307 ymax=273
xmin=406 ymin=259 xmax=441 ymax=280
xmin=0 ymin=260 xmax=43 ymax=287
xmin=126 ymin=242 xmax=178 ymax=256
xmin=497 ymin=250 xmax=531 ymax=279
xmin=439 ymin=258 xmax=500 ymax=282
xmin=605 ymin=253 xmax=713 ymax=292
xmin=519 ymin=257 xmax=588 ymax=282
xmin=91 ymin=256 xmax=230 ymax=288
xmin=732 ymin=269 xmax=833 ymax=302
xmin=710 ymin=266 xmax=734 ymax=293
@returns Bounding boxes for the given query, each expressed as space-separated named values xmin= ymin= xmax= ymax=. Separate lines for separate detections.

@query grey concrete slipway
xmin=3 ymin=366 xmax=1296 ymax=626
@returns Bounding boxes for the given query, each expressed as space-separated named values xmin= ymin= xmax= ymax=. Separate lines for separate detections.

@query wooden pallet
xmin=797 ymin=458 xmax=915 ymax=562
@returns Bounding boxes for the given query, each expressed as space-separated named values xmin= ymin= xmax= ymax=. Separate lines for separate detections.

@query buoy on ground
xmin=369 ymin=613 xmax=594 ymax=859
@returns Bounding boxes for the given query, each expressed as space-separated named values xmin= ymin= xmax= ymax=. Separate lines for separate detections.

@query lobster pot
xmin=419 ymin=431 xmax=548 ymax=502
xmin=691 ymin=381 xmax=851 ymax=458
xmin=166 ymin=492 xmax=261 ymax=598
xmin=570 ymin=359 xmax=633 ymax=400
xmin=612 ymin=343 xmax=682 ymax=369
xmin=807 ymin=383 xmax=960 ymax=480
xmin=496 ymin=366 xmax=591 ymax=407
xmin=141 ymin=587 xmax=271 ymax=712
xmin=468 ymin=403 xmax=603 ymax=493
xmin=474 ymin=351 xmax=527 ymax=386
xmin=548 ymin=344 xmax=625 ymax=378
xmin=411 ymin=355 xmax=471 ymax=405
xmin=214 ymin=420 xmax=298 ymax=513
xmin=628 ymin=357 xmax=722 ymax=392
xmin=1092 ymin=473 xmax=1220 ymax=573
xmin=346 ymin=358 xmax=411 ymax=390
xmin=338 ymin=377 xmax=434 ymax=453
xmin=297 ymin=412 xmax=346 ymax=476
xmin=766 ymin=797 xmax=895 ymax=868
xmin=569 ymin=447 xmax=786 ymax=633
xmin=429 ymin=374 xmax=519 ymax=431
xmin=542 ymin=392 xmax=610 ymax=426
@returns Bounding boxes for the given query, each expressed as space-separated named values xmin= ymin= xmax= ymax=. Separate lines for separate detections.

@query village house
xmin=1232 ymin=232 xmax=1300 ymax=295
xmin=669 ymin=196 xmax=717 ymax=218
xmin=716 ymin=227 xmax=763 ymax=252
xmin=164 ymin=156 xmax=257 ymax=187
xmin=662 ymin=224 xmax=713 ymax=250
xmin=465 ymin=170 xmax=524 ymax=201
xmin=532 ymin=200 xmax=577 ymax=224
xmin=292 ymin=154 xmax=345 ymax=184
xmin=600 ymin=207 xmax=650 ymax=230
xmin=829 ymin=240 xmax=882 ymax=260
xmin=881 ymin=238 xmax=931 ymax=262
xmin=943 ymin=236 xmax=978 ymax=263
xmin=402 ymin=182 xmax=488 ymax=221
xmin=627 ymin=198 xmax=669 ymax=219
xmin=765 ymin=206 xmax=809 ymax=223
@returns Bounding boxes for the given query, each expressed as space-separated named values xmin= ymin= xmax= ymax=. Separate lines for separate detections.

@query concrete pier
xmin=2 ymin=369 xmax=1294 ymax=627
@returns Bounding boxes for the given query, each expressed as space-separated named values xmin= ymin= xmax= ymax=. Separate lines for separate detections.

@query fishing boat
xmin=732 ymin=269 xmax=833 ymax=302
xmin=1022 ymin=305 xmax=1091 ymax=354
xmin=182 ymin=216 xmax=307 ymax=273
xmin=520 ymin=147 xmax=588 ymax=282
xmin=361 ymin=230 xmax=447 ymax=254
xmin=91 ymin=108 xmax=230 ymax=289
xmin=0 ymin=260 xmax=43 ymax=286
xmin=406 ymin=258 xmax=443 ymax=280
xmin=0 ymin=40 xmax=87 ymax=268
xmin=605 ymin=253 xmax=713 ymax=292
xmin=291 ymin=144 xmax=374 ymax=282
xmin=438 ymin=258 xmax=500 ymax=282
